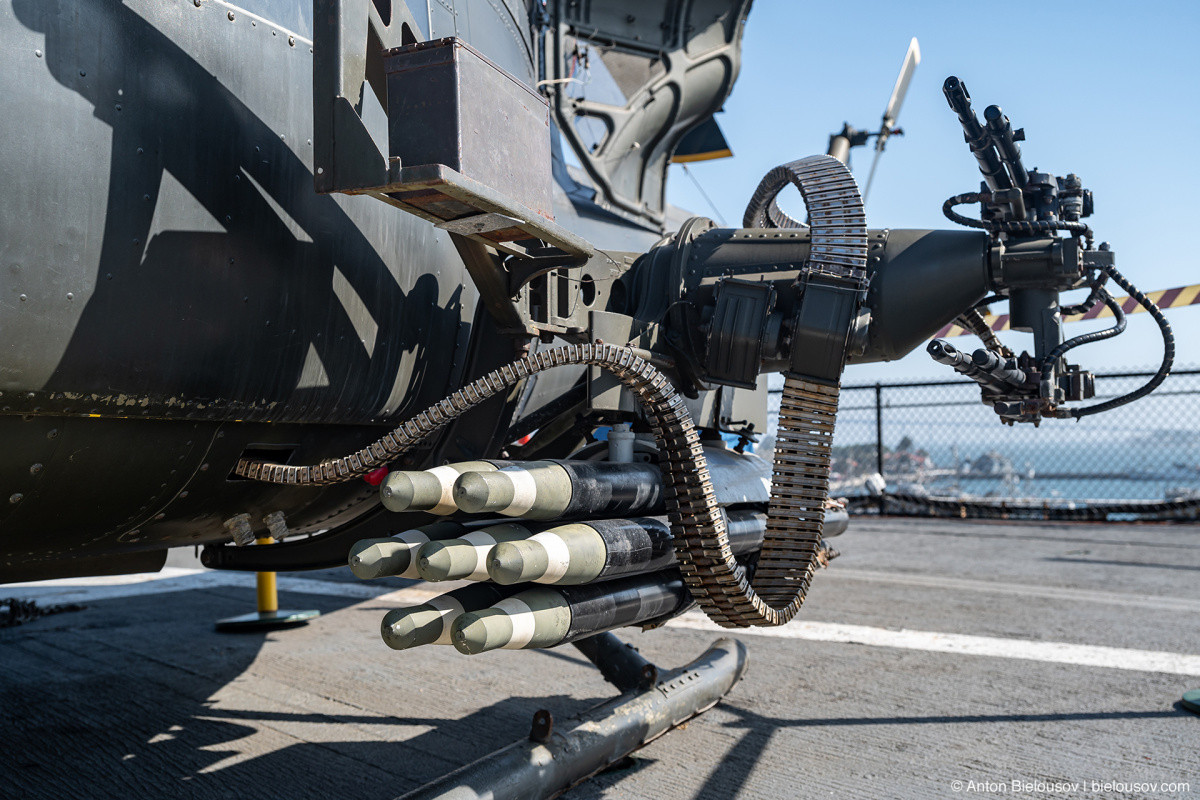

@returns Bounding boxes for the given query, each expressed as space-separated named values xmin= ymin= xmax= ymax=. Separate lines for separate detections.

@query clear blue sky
xmin=666 ymin=0 xmax=1199 ymax=383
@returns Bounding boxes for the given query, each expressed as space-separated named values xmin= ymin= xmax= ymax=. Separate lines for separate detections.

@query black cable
xmin=972 ymin=294 xmax=1005 ymax=310
xmin=942 ymin=192 xmax=1092 ymax=237
xmin=1051 ymin=264 xmax=1175 ymax=419
xmin=954 ymin=308 xmax=1011 ymax=357
xmin=1059 ymin=270 xmax=1110 ymax=316
xmin=941 ymin=192 xmax=993 ymax=230
xmin=1039 ymin=288 xmax=1125 ymax=386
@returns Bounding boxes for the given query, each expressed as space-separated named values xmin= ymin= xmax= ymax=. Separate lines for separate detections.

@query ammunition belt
xmin=238 ymin=155 xmax=866 ymax=628
xmin=739 ymin=155 xmax=868 ymax=624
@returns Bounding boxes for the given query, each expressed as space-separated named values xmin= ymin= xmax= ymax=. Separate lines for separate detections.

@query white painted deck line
xmin=824 ymin=568 xmax=1200 ymax=614
xmin=7 ymin=569 xmax=1199 ymax=676
xmin=667 ymin=612 xmax=1200 ymax=677
xmin=0 ymin=568 xmax=439 ymax=605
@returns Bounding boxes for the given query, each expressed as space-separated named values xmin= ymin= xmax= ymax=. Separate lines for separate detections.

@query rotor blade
xmin=862 ymin=147 xmax=884 ymax=205
xmin=881 ymin=37 xmax=921 ymax=132
xmin=866 ymin=37 xmax=920 ymax=204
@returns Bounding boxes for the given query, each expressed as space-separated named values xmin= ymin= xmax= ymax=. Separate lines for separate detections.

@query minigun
xmin=927 ymin=76 xmax=1174 ymax=424
xmin=618 ymin=76 xmax=1173 ymax=428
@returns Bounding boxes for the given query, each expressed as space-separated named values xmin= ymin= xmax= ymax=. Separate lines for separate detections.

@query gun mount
xmin=932 ymin=76 xmax=1174 ymax=424
xmin=611 ymin=77 xmax=1175 ymax=427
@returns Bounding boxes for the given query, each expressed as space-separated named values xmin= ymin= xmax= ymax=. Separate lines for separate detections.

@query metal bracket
xmin=546 ymin=1 xmax=753 ymax=228
xmin=788 ymin=279 xmax=861 ymax=384
xmin=705 ymin=279 xmax=777 ymax=389
xmin=313 ymin=0 xmax=419 ymax=193
xmin=354 ymin=161 xmax=592 ymax=264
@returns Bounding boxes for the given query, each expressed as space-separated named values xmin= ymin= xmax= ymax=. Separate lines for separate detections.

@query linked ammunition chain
xmin=742 ymin=155 xmax=868 ymax=622
xmin=235 ymin=341 xmax=830 ymax=627
xmin=239 ymin=155 xmax=865 ymax=628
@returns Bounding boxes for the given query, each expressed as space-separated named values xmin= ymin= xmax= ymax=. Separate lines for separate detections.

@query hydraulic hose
xmin=1039 ymin=288 xmax=1125 ymax=388
xmin=942 ymin=192 xmax=1092 ymax=238
xmin=1059 ymin=271 xmax=1110 ymax=317
xmin=1050 ymin=264 xmax=1175 ymax=419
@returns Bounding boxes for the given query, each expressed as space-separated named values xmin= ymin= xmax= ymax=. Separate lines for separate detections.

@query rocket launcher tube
xmin=451 ymin=571 xmax=691 ymax=654
xmin=487 ymin=524 xmax=609 ymax=585
xmin=488 ymin=510 xmax=768 ymax=586
xmin=380 ymin=583 xmax=519 ymax=650
xmin=379 ymin=460 xmax=510 ymax=514
xmin=347 ymin=521 xmax=469 ymax=579
xmin=451 ymin=589 xmax=571 ymax=654
xmin=415 ymin=523 xmax=537 ymax=581
xmin=452 ymin=460 xmax=664 ymax=520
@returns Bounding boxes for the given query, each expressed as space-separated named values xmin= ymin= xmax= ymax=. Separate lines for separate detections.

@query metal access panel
xmin=384 ymin=37 xmax=553 ymax=220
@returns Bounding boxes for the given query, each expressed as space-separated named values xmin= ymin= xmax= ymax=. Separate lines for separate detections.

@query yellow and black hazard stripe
xmin=935 ymin=283 xmax=1200 ymax=338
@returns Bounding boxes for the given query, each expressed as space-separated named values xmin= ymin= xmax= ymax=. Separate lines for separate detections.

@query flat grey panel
xmin=2 ymin=0 xmax=476 ymax=425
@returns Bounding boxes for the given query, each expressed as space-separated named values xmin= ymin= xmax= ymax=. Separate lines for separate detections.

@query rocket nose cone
xmin=453 ymin=471 xmax=515 ymax=514
xmin=380 ymin=606 xmax=440 ymax=650
xmin=348 ymin=538 xmax=410 ymax=580
xmin=487 ymin=540 xmax=549 ymax=585
xmin=451 ymin=609 xmax=514 ymax=655
xmin=380 ymin=472 xmax=416 ymax=511
xmin=381 ymin=471 xmax=444 ymax=512
xmin=415 ymin=541 xmax=475 ymax=581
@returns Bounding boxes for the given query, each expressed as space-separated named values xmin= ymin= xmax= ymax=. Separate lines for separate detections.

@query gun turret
xmin=932 ymin=77 xmax=1173 ymax=424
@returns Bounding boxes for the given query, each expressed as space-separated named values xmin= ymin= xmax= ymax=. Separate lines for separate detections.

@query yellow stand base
xmin=214 ymin=536 xmax=320 ymax=633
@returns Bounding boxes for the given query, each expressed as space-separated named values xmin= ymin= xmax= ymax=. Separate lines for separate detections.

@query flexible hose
xmin=1059 ymin=271 xmax=1110 ymax=316
xmin=1039 ymin=288 xmax=1125 ymax=386
xmin=954 ymin=308 xmax=1012 ymax=357
xmin=1050 ymin=264 xmax=1174 ymax=419
xmin=942 ymin=192 xmax=1092 ymax=237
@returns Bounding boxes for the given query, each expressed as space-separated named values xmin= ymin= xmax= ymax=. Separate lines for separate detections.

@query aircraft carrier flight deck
xmin=3 ymin=516 xmax=1196 ymax=800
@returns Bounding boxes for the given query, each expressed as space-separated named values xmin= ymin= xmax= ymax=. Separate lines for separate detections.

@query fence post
xmin=875 ymin=382 xmax=885 ymax=515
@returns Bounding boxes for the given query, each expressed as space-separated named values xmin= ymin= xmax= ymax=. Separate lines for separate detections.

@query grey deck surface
xmin=2 ymin=518 xmax=1198 ymax=799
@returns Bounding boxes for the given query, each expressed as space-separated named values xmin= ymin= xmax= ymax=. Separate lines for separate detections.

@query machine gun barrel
xmin=983 ymin=105 xmax=1028 ymax=190
xmin=943 ymin=76 xmax=1012 ymax=192
xmin=971 ymin=348 xmax=1028 ymax=388
xmin=928 ymin=339 xmax=1026 ymax=394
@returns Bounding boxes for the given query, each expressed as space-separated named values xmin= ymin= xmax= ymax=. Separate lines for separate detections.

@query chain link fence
xmin=766 ymin=370 xmax=1200 ymax=520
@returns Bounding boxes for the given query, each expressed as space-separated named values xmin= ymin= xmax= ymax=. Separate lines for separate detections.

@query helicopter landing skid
xmin=399 ymin=632 xmax=749 ymax=800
